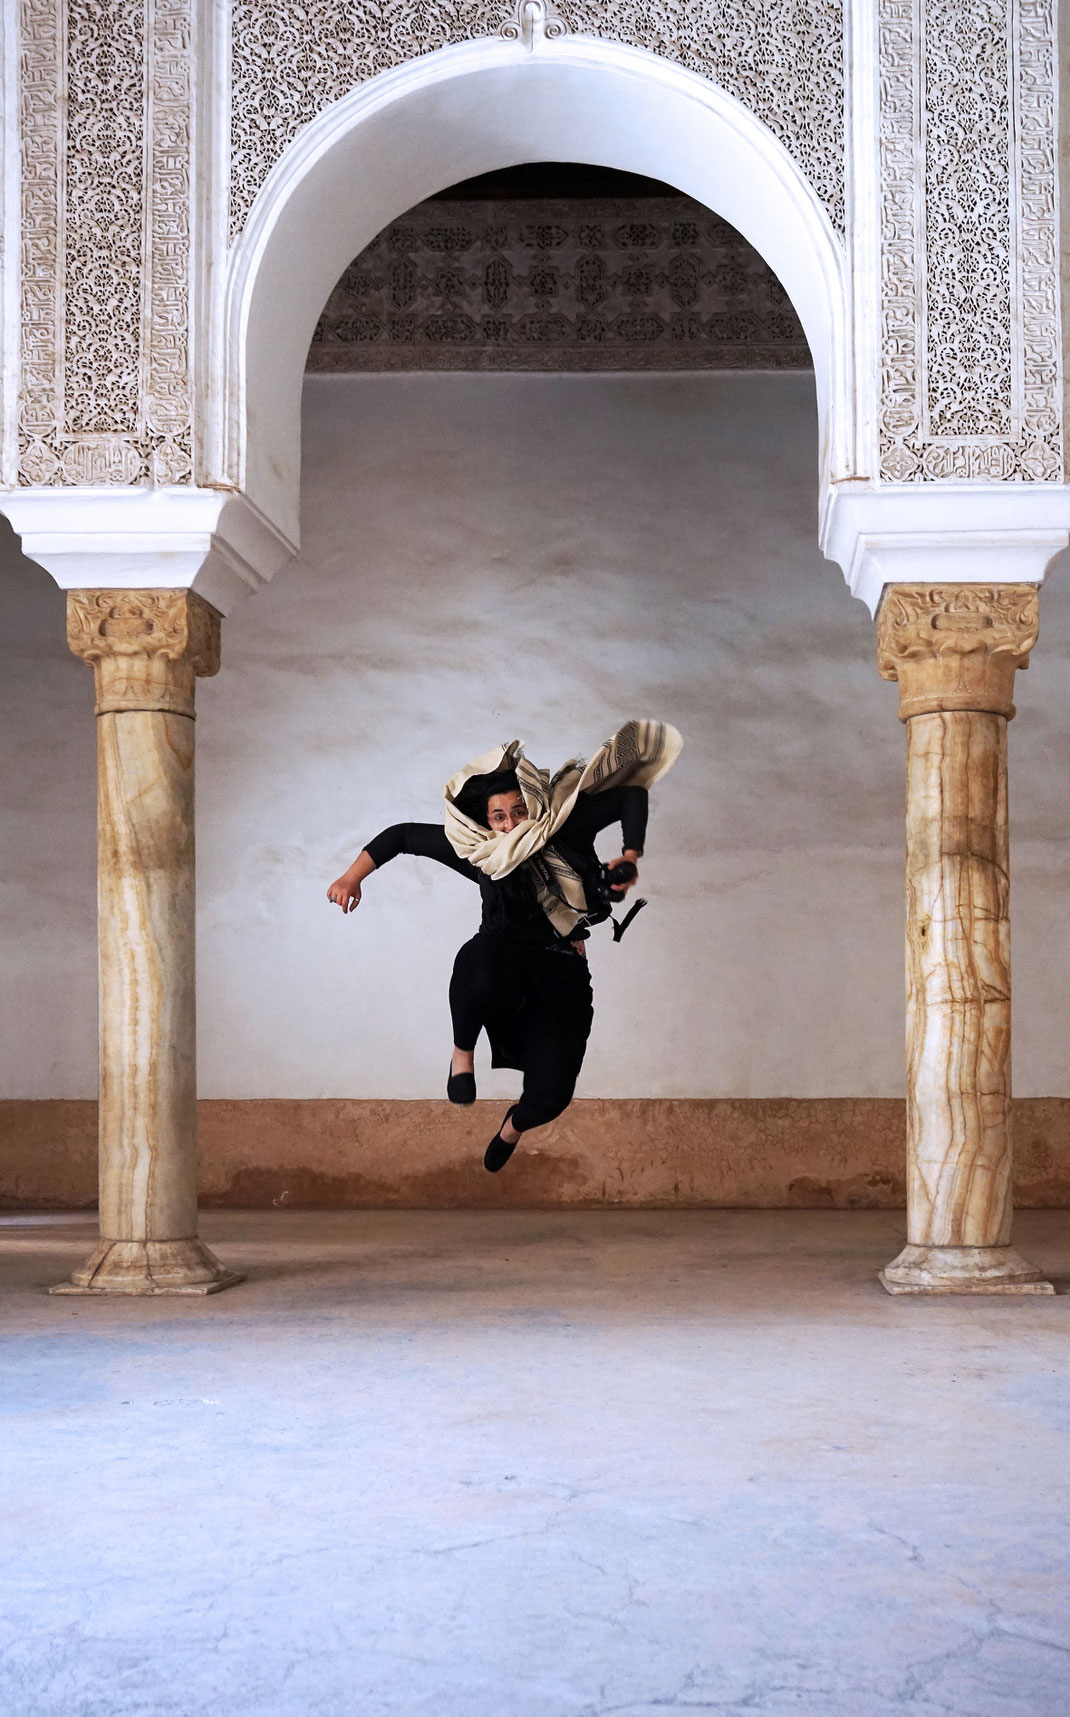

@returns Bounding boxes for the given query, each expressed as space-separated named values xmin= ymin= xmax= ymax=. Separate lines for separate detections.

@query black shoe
xmin=447 ymin=1063 xmax=476 ymax=1105
xmin=484 ymin=1109 xmax=520 ymax=1173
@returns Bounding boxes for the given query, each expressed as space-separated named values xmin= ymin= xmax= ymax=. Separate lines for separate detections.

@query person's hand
xmin=327 ymin=874 xmax=362 ymax=914
xmin=606 ymin=854 xmax=639 ymax=895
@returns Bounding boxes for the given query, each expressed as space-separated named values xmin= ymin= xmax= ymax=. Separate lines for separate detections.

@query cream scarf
xmin=443 ymin=719 xmax=683 ymax=938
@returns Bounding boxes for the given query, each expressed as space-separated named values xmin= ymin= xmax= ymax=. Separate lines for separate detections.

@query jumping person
xmin=327 ymin=720 xmax=682 ymax=1173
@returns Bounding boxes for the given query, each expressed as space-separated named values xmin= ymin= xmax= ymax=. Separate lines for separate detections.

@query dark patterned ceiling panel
xmin=307 ymin=195 xmax=811 ymax=373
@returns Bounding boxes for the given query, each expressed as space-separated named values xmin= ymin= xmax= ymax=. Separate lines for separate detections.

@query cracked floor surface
xmin=2 ymin=1207 xmax=1070 ymax=1717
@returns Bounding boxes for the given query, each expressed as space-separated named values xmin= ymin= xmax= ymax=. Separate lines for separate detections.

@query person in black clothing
xmin=327 ymin=770 xmax=648 ymax=1172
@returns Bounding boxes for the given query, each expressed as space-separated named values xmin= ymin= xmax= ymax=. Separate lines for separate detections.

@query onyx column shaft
xmin=97 ymin=703 xmax=197 ymax=1240
xmin=905 ymin=709 xmax=1011 ymax=1244
xmin=877 ymin=583 xmax=1052 ymax=1295
xmin=56 ymin=590 xmax=243 ymax=1296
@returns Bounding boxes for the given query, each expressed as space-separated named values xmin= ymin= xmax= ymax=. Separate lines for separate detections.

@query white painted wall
xmin=3 ymin=372 xmax=1069 ymax=1100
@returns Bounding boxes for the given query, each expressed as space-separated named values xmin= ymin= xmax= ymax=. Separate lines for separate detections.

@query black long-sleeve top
xmin=364 ymin=784 xmax=648 ymax=945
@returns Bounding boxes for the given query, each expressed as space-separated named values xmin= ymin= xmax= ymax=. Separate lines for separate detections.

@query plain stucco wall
xmin=2 ymin=372 xmax=1069 ymax=1102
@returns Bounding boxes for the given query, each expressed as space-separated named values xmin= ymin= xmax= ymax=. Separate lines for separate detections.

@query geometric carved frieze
xmin=230 ymin=0 xmax=846 ymax=241
xmin=17 ymin=0 xmax=195 ymax=488
xmin=878 ymin=0 xmax=1062 ymax=483
xmin=307 ymin=196 xmax=812 ymax=373
xmin=876 ymin=583 xmax=1039 ymax=719
xmin=67 ymin=590 xmax=222 ymax=717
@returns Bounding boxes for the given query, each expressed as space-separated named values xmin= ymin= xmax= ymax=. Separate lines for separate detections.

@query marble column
xmin=876 ymin=584 xmax=1052 ymax=1295
xmin=54 ymin=590 xmax=243 ymax=1295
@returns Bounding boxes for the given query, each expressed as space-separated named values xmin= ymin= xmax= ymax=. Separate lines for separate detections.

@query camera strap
xmin=610 ymin=899 xmax=648 ymax=942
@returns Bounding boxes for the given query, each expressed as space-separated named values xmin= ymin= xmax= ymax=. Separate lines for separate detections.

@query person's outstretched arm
xmin=327 ymin=822 xmax=476 ymax=914
xmin=327 ymin=846 xmax=377 ymax=914
xmin=559 ymin=786 xmax=648 ymax=894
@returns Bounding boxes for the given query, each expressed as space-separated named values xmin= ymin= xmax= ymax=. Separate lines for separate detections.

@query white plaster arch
xmin=217 ymin=34 xmax=853 ymax=550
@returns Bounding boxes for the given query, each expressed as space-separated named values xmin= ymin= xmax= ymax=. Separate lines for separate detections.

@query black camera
xmin=582 ymin=859 xmax=638 ymax=925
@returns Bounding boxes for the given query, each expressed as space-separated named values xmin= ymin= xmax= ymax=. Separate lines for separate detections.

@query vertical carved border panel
xmin=16 ymin=0 xmax=194 ymax=486
xmin=878 ymin=0 xmax=1061 ymax=481
xmin=63 ymin=0 xmax=145 ymax=466
xmin=144 ymin=0 xmax=194 ymax=483
xmin=18 ymin=0 xmax=64 ymax=484
xmin=1016 ymin=0 xmax=1062 ymax=476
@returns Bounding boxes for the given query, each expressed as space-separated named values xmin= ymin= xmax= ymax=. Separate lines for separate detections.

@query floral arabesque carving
xmin=17 ymin=0 xmax=195 ymax=488
xmin=18 ymin=0 xmax=63 ymax=479
xmin=64 ymin=0 xmax=144 ymax=440
xmin=13 ymin=0 xmax=1064 ymax=492
xmin=878 ymin=0 xmax=1061 ymax=483
xmin=229 ymin=0 xmax=846 ymax=241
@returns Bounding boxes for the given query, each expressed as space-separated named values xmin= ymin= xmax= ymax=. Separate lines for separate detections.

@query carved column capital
xmin=877 ymin=584 xmax=1039 ymax=721
xmin=67 ymin=590 xmax=222 ymax=716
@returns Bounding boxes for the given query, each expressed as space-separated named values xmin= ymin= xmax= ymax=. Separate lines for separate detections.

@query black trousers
xmin=449 ymin=933 xmax=594 ymax=1133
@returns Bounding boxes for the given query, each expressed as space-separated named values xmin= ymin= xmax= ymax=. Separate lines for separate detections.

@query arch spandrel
xmin=227 ymin=0 xmax=847 ymax=240
xmin=223 ymin=38 xmax=851 ymax=550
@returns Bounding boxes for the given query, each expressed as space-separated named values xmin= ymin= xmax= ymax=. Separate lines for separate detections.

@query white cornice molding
xmin=0 ymin=487 xmax=295 ymax=614
xmin=10 ymin=479 xmax=1070 ymax=621
xmin=821 ymin=484 xmax=1070 ymax=614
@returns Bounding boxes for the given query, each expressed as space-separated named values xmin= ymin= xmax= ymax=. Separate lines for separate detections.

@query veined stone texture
xmin=878 ymin=0 xmax=1061 ymax=482
xmin=903 ymin=709 xmax=1013 ymax=1247
xmin=307 ymin=197 xmax=811 ymax=373
xmin=229 ymin=0 xmax=846 ymax=241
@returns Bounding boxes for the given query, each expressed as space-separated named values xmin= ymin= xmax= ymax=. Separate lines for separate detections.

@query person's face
xmin=486 ymin=790 xmax=529 ymax=834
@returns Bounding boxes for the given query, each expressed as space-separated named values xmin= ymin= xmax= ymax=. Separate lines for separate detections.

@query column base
xmin=50 ymin=1237 xmax=245 ymax=1296
xmin=880 ymin=1243 xmax=1054 ymax=1296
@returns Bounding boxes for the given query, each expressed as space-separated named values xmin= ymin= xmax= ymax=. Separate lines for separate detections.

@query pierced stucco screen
xmin=307 ymin=195 xmax=811 ymax=373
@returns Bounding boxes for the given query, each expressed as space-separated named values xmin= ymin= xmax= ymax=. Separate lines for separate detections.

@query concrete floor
xmin=3 ymin=1209 xmax=1070 ymax=1717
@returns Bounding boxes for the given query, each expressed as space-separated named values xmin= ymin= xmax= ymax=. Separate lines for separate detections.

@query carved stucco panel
xmin=878 ymin=0 xmax=1061 ymax=483
xmin=12 ymin=0 xmax=1063 ymax=491
xmin=228 ymin=0 xmax=846 ymax=241
xmin=17 ymin=0 xmax=194 ymax=487
xmin=18 ymin=0 xmax=64 ymax=478
xmin=65 ymin=0 xmax=144 ymax=439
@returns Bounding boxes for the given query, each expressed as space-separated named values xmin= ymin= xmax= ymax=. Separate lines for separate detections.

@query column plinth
xmin=55 ymin=591 xmax=243 ymax=1297
xmin=877 ymin=584 xmax=1052 ymax=1296
xmin=880 ymin=1244 xmax=1053 ymax=1295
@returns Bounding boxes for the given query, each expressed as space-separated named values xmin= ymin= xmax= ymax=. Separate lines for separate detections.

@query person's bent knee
xmin=512 ymin=1081 xmax=577 ymax=1133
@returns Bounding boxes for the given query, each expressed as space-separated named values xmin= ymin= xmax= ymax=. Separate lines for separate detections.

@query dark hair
xmin=455 ymin=769 xmax=522 ymax=830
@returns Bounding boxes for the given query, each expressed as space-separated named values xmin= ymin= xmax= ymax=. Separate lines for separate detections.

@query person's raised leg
xmin=448 ymin=935 xmax=507 ymax=1104
xmin=484 ymin=1009 xmax=587 ymax=1172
